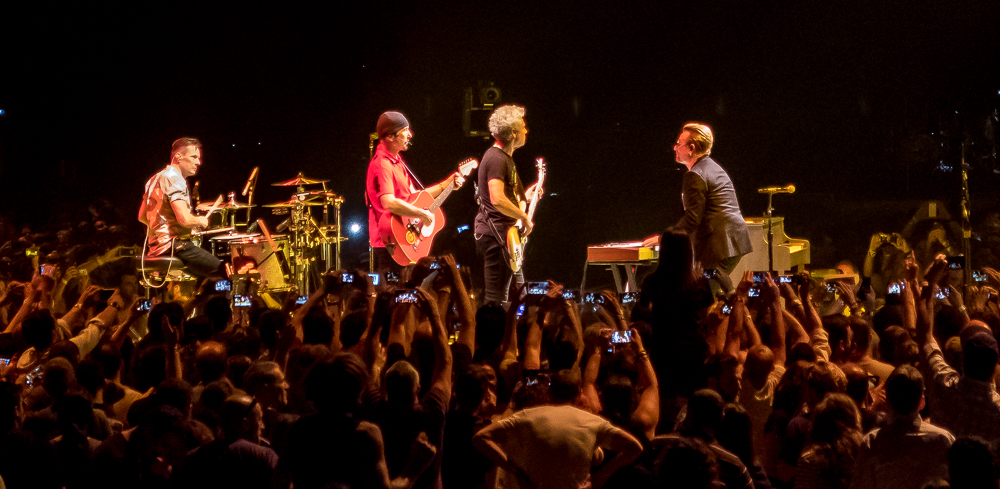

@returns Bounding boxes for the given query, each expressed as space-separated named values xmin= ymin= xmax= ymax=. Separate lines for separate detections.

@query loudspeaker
xmin=229 ymin=238 xmax=290 ymax=291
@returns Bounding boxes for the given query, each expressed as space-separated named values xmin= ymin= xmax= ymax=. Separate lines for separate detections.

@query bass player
xmin=474 ymin=104 xmax=541 ymax=307
xmin=366 ymin=111 xmax=466 ymax=274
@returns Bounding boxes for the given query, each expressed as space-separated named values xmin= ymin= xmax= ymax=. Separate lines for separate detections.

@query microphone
xmin=758 ymin=184 xmax=796 ymax=194
xmin=242 ymin=167 xmax=259 ymax=196
xmin=369 ymin=133 xmax=378 ymax=141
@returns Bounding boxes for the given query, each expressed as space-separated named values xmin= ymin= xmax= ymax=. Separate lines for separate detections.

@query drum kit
xmin=196 ymin=172 xmax=346 ymax=294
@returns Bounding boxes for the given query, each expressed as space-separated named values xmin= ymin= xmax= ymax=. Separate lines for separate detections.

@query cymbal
xmin=196 ymin=201 xmax=257 ymax=211
xmin=296 ymin=190 xmax=341 ymax=198
xmin=263 ymin=198 xmax=324 ymax=208
xmin=271 ymin=173 xmax=329 ymax=186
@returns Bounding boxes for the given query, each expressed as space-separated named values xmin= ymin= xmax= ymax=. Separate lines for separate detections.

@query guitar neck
xmin=427 ymin=179 xmax=454 ymax=213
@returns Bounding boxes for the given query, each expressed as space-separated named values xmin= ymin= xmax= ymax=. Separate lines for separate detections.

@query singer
xmin=365 ymin=111 xmax=464 ymax=274
xmin=644 ymin=123 xmax=752 ymax=289
xmin=138 ymin=137 xmax=223 ymax=277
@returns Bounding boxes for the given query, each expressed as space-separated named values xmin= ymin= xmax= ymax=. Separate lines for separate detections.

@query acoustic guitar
xmin=507 ymin=158 xmax=546 ymax=273
xmin=382 ymin=158 xmax=479 ymax=265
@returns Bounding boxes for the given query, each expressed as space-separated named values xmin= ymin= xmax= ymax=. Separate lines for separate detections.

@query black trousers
xmin=373 ymin=247 xmax=404 ymax=276
xmin=174 ymin=240 xmax=223 ymax=278
xmin=476 ymin=233 xmax=523 ymax=307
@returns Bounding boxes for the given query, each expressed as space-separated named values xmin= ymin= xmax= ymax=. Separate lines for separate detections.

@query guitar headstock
xmin=458 ymin=158 xmax=479 ymax=176
xmin=535 ymin=157 xmax=547 ymax=175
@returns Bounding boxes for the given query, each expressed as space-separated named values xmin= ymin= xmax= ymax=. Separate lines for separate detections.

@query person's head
xmin=841 ymin=363 xmax=873 ymax=408
xmin=823 ymin=316 xmax=854 ymax=363
xmin=682 ymin=388 xmax=725 ymax=441
xmin=848 ymin=321 xmax=875 ymax=361
xmin=716 ymin=403 xmax=755 ymax=467
xmin=194 ymin=341 xmax=228 ymax=384
xmin=488 ymin=104 xmax=527 ymax=148
xmin=42 ymin=357 xmax=77 ymax=401
xmin=53 ymin=394 xmax=94 ymax=440
xmin=600 ymin=375 xmax=636 ymax=425
xmin=654 ymin=229 xmax=696 ymax=284
xmin=302 ymin=308 xmax=335 ymax=346
xmin=243 ymin=361 xmax=288 ymax=409
xmin=961 ymin=322 xmax=999 ymax=382
xmin=170 ymin=137 xmax=203 ymax=177
xmin=305 ymin=352 xmax=367 ymax=415
xmin=257 ymin=309 xmax=287 ymax=353
xmin=805 ymin=361 xmax=847 ymax=407
xmin=810 ymin=393 xmax=861 ymax=444
xmin=384 ymin=360 xmax=420 ymax=406
xmin=674 ymin=122 xmax=714 ymax=167
xmin=652 ymin=436 xmax=719 ymax=489
xmin=948 ymin=437 xmax=1000 ymax=489
xmin=22 ymin=309 xmax=56 ymax=351
xmin=745 ymin=345 xmax=776 ymax=390
xmin=885 ymin=365 xmax=924 ymax=416
xmin=75 ymin=359 xmax=105 ymax=398
xmin=148 ymin=301 xmax=185 ymax=343
xmin=154 ymin=378 xmax=194 ymax=417
xmin=550 ymin=368 xmax=582 ymax=405
xmin=227 ymin=355 xmax=252 ymax=391
xmin=454 ymin=364 xmax=496 ymax=416
xmin=90 ymin=343 xmax=123 ymax=381
xmin=204 ymin=296 xmax=232 ymax=335
xmin=706 ymin=354 xmax=742 ymax=403
xmin=377 ymin=111 xmax=412 ymax=154
xmin=935 ymin=306 xmax=969 ymax=344
xmin=339 ymin=310 xmax=367 ymax=349
xmin=219 ymin=394 xmax=263 ymax=443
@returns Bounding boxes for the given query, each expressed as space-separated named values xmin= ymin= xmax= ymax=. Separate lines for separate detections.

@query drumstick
xmin=257 ymin=218 xmax=278 ymax=251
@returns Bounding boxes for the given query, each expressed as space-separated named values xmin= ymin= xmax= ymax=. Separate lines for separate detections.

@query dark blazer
xmin=672 ymin=156 xmax=753 ymax=267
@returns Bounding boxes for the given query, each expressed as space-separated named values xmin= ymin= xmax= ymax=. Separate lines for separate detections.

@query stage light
xmin=350 ymin=222 xmax=362 ymax=235
xmin=0 ymin=109 xmax=6 ymax=116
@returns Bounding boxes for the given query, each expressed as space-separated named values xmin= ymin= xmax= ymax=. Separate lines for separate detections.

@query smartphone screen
xmin=748 ymin=287 xmax=760 ymax=298
xmin=584 ymin=292 xmax=605 ymax=305
xmin=778 ymin=275 xmax=794 ymax=284
xmin=233 ymin=295 xmax=252 ymax=308
xmin=935 ymin=287 xmax=950 ymax=300
xmin=752 ymin=271 xmax=769 ymax=283
xmin=611 ymin=330 xmax=633 ymax=344
xmin=368 ymin=273 xmax=381 ymax=286
xmin=562 ymin=289 xmax=581 ymax=302
xmin=520 ymin=281 xmax=549 ymax=299
xmin=721 ymin=303 xmax=733 ymax=315
xmin=888 ymin=282 xmax=902 ymax=294
xmin=394 ymin=289 xmax=419 ymax=304
xmin=972 ymin=270 xmax=987 ymax=283
xmin=138 ymin=299 xmax=153 ymax=312
xmin=296 ymin=295 xmax=308 ymax=305
xmin=385 ymin=271 xmax=400 ymax=283
xmin=429 ymin=260 xmax=442 ymax=270
xmin=516 ymin=304 xmax=526 ymax=317
xmin=703 ymin=269 xmax=719 ymax=279
xmin=0 ymin=358 xmax=9 ymax=368
xmin=341 ymin=272 xmax=354 ymax=283
xmin=619 ymin=292 xmax=639 ymax=304
xmin=946 ymin=256 xmax=965 ymax=270
xmin=215 ymin=279 xmax=232 ymax=292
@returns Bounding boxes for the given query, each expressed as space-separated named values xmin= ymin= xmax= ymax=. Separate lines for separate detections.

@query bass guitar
xmin=383 ymin=158 xmax=479 ymax=265
xmin=507 ymin=158 xmax=546 ymax=272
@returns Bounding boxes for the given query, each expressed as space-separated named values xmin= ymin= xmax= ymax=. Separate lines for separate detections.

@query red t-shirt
xmin=366 ymin=142 xmax=416 ymax=248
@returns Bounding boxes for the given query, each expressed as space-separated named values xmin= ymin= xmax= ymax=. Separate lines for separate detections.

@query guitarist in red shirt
xmin=366 ymin=111 xmax=466 ymax=273
xmin=474 ymin=105 xmax=542 ymax=306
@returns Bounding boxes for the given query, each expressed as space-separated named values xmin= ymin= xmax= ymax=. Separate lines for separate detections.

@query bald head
xmin=195 ymin=341 xmax=228 ymax=383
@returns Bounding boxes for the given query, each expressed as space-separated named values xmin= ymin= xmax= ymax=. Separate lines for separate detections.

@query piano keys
xmin=582 ymin=241 xmax=659 ymax=293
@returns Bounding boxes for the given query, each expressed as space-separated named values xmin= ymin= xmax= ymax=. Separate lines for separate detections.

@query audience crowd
xmin=2 ymin=209 xmax=1000 ymax=488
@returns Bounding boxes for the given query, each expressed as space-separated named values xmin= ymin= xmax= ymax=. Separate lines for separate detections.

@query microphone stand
xmin=759 ymin=187 xmax=794 ymax=273
xmin=961 ymin=141 xmax=972 ymax=296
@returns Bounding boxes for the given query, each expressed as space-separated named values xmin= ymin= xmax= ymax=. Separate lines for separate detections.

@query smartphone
xmin=394 ymin=289 xmax=420 ymax=304
xmin=215 ymin=279 xmax=232 ymax=292
xmin=368 ymin=273 xmax=381 ymax=286
xmin=562 ymin=289 xmax=581 ymax=302
xmin=946 ymin=256 xmax=965 ymax=270
xmin=233 ymin=295 xmax=252 ymax=308
xmin=516 ymin=304 xmax=526 ymax=317
xmin=520 ymin=281 xmax=549 ymax=299
xmin=704 ymin=269 xmax=719 ymax=280
xmin=752 ymin=271 xmax=769 ymax=283
xmin=39 ymin=264 xmax=54 ymax=276
xmin=385 ymin=271 xmax=400 ymax=284
xmin=721 ymin=303 xmax=733 ymax=315
xmin=888 ymin=282 xmax=902 ymax=294
xmin=584 ymin=292 xmax=605 ymax=305
xmin=619 ymin=292 xmax=639 ymax=304
xmin=935 ymin=287 xmax=950 ymax=300
xmin=429 ymin=259 xmax=442 ymax=270
xmin=295 ymin=295 xmax=308 ymax=305
xmin=611 ymin=330 xmax=633 ymax=344
xmin=341 ymin=272 xmax=354 ymax=283
xmin=973 ymin=270 xmax=987 ymax=283
xmin=748 ymin=287 xmax=760 ymax=298
xmin=825 ymin=283 xmax=839 ymax=294
xmin=25 ymin=365 xmax=43 ymax=387
xmin=0 ymin=358 xmax=9 ymax=368
xmin=137 ymin=299 xmax=153 ymax=312
xmin=779 ymin=275 xmax=794 ymax=284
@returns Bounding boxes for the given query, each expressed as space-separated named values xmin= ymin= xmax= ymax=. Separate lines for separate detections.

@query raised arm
xmin=417 ymin=288 xmax=452 ymax=406
xmin=631 ymin=330 xmax=659 ymax=441
xmin=763 ymin=274 xmax=786 ymax=364
xmin=443 ymin=255 xmax=476 ymax=354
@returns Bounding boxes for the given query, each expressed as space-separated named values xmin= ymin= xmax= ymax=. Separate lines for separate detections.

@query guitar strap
xmin=365 ymin=155 xmax=420 ymax=257
xmin=475 ymin=184 xmax=517 ymax=270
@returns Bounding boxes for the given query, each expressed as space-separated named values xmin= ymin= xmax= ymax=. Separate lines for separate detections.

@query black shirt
xmin=474 ymin=147 xmax=523 ymax=237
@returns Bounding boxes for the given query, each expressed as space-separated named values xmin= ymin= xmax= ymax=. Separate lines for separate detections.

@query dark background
xmin=2 ymin=1 xmax=998 ymax=290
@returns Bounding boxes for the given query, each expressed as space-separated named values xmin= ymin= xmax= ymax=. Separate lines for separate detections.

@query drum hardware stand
xmin=960 ymin=141 xmax=972 ymax=297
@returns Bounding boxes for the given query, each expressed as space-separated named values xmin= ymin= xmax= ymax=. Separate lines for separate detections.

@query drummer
xmin=138 ymin=137 xmax=223 ymax=277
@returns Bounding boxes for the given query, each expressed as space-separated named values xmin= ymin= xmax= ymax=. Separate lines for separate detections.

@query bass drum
xmin=229 ymin=235 xmax=291 ymax=291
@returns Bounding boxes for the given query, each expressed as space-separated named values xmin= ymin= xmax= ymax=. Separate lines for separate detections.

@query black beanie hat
xmin=377 ymin=111 xmax=409 ymax=139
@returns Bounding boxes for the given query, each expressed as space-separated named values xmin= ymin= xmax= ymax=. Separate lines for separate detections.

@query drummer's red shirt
xmin=366 ymin=142 xmax=416 ymax=248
